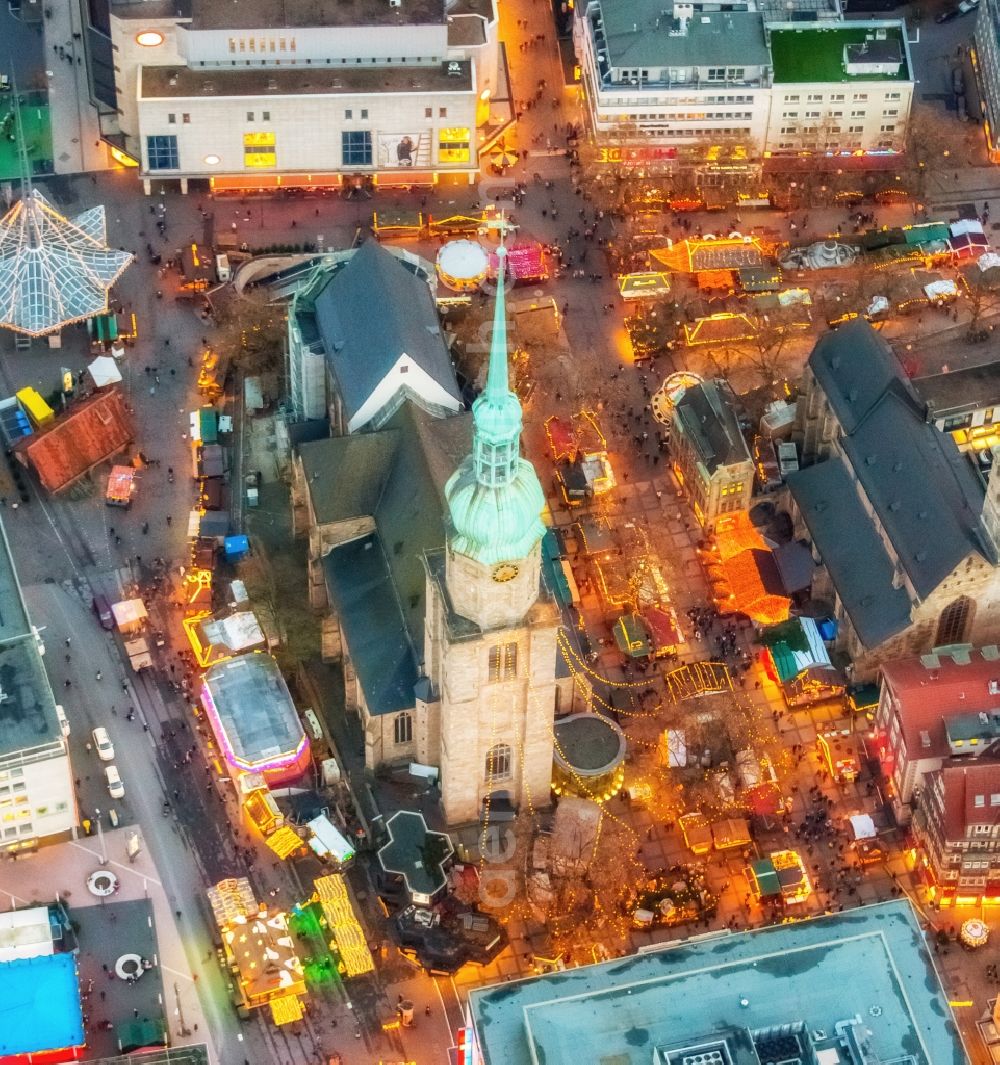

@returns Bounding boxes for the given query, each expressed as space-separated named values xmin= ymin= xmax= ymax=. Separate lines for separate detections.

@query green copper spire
xmin=445 ymin=230 xmax=545 ymax=568
xmin=472 ymin=245 xmax=525 ymax=489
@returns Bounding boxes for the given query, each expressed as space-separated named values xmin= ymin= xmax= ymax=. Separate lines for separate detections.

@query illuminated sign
xmin=244 ymin=131 xmax=276 ymax=168
xmin=597 ymin=145 xmax=677 ymax=164
xmin=439 ymin=127 xmax=471 ymax=164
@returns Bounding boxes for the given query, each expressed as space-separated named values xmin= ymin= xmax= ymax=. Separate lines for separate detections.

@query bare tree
xmin=214 ymin=291 xmax=287 ymax=375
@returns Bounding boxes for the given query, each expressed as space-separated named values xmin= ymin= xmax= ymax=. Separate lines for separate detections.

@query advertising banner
xmin=376 ymin=132 xmax=429 ymax=168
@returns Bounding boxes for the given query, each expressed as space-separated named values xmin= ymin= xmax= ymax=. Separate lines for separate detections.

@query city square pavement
xmin=0 ymin=827 xmax=210 ymax=1051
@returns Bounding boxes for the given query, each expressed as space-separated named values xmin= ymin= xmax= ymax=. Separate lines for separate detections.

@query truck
xmin=106 ymin=465 xmax=136 ymax=508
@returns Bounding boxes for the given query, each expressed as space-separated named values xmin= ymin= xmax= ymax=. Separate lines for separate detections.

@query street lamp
xmin=94 ymin=808 xmax=107 ymax=866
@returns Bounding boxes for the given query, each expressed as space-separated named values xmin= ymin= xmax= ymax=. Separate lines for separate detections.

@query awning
xmin=87 ymin=312 xmax=119 ymax=343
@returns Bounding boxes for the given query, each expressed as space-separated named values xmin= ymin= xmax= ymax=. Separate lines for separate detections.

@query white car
xmin=92 ymin=727 xmax=114 ymax=762
xmin=104 ymin=765 xmax=125 ymax=799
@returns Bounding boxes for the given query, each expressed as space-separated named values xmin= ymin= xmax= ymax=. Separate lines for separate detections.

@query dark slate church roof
xmin=311 ymin=402 xmax=471 ymax=715
xmin=788 ymin=321 xmax=991 ymax=649
xmin=311 ymin=241 xmax=461 ymax=422
xmin=786 ymin=458 xmax=912 ymax=647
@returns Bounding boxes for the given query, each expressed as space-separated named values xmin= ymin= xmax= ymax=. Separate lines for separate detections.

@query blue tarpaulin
xmin=224 ymin=534 xmax=249 ymax=560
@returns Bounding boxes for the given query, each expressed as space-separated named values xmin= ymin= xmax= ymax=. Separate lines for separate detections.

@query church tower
xmin=430 ymin=240 xmax=558 ymax=825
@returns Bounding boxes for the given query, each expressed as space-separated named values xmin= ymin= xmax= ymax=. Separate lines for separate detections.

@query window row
xmin=146 ymin=129 xmax=471 ymax=171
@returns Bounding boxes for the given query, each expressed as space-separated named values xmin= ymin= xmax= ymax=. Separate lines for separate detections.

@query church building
xmin=292 ymin=242 xmax=570 ymax=825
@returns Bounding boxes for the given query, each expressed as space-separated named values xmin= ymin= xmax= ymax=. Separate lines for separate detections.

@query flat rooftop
xmin=202 ymin=654 xmax=304 ymax=763
xmin=598 ymin=1 xmax=769 ymax=70
xmin=770 ymin=23 xmax=911 ymax=83
xmin=187 ymin=0 xmax=445 ymax=30
xmin=140 ymin=62 xmax=472 ymax=99
xmin=0 ymin=953 xmax=84 ymax=1056
xmin=913 ymin=360 xmax=1000 ymax=419
xmin=469 ymin=900 xmax=965 ymax=1065
xmin=0 ymin=522 xmax=31 ymax=646
xmin=0 ymin=636 xmax=61 ymax=759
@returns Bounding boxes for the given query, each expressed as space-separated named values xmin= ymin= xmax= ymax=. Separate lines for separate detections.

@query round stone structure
xmin=552 ymin=712 xmax=627 ymax=801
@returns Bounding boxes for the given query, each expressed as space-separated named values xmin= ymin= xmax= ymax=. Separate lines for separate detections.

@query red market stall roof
xmin=489 ymin=241 xmax=549 ymax=282
xmin=746 ymin=780 xmax=783 ymax=816
xmin=641 ymin=605 xmax=682 ymax=652
xmin=545 ymin=410 xmax=607 ymax=461
xmin=705 ymin=513 xmax=791 ymax=625
xmin=719 ymin=548 xmax=791 ymax=626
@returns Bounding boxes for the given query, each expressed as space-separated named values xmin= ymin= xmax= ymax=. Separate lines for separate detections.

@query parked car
xmin=937 ymin=0 xmax=978 ymax=21
xmin=92 ymin=593 xmax=114 ymax=630
xmin=104 ymin=765 xmax=125 ymax=799
xmin=92 ymin=727 xmax=114 ymax=762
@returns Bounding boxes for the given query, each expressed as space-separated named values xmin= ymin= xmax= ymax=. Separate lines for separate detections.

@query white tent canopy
xmin=849 ymin=814 xmax=877 ymax=840
xmin=87 ymin=355 xmax=122 ymax=387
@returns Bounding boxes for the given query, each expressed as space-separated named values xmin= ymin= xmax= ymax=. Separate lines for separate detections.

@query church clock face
xmin=492 ymin=562 xmax=520 ymax=583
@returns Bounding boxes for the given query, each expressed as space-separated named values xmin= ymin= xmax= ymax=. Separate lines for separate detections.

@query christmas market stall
xmin=699 ymin=511 xmax=790 ymax=625
xmin=759 ymin=616 xmax=844 ymax=708
xmin=683 ymin=312 xmax=757 ymax=348
xmin=489 ymin=241 xmax=551 ymax=285
xmin=749 ymin=849 xmax=811 ymax=904
xmin=628 ymin=865 xmax=717 ymax=928
xmin=546 ymin=411 xmax=615 ymax=505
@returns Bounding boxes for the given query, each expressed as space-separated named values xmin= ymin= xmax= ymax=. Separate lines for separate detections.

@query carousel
xmin=436 ymin=239 xmax=489 ymax=293
xmin=650 ymin=371 xmax=704 ymax=426
xmin=960 ymin=918 xmax=989 ymax=949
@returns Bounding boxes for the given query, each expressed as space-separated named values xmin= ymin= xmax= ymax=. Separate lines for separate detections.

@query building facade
xmin=0 ymin=522 xmax=76 ymax=854
xmin=872 ymin=648 xmax=1000 ymax=824
xmin=572 ymin=0 xmax=913 ymax=173
xmin=84 ymin=0 xmax=502 ymax=190
xmin=670 ymin=379 xmax=754 ymax=527
xmin=920 ymin=760 xmax=1000 ymax=904
xmin=975 ymin=0 xmax=1000 ymax=164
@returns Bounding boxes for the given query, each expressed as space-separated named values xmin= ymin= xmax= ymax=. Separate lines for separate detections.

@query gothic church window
xmin=393 ymin=712 xmax=413 ymax=745
xmin=935 ymin=595 xmax=974 ymax=647
xmin=485 ymin=743 xmax=512 ymax=782
xmin=488 ymin=642 xmax=518 ymax=682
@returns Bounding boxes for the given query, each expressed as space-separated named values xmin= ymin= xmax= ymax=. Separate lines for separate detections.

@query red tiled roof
xmin=930 ymin=760 xmax=1000 ymax=841
xmin=880 ymin=652 xmax=1000 ymax=760
xmin=19 ymin=389 xmax=133 ymax=493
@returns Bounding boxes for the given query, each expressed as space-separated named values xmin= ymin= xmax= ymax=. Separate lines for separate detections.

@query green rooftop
xmin=0 ymin=95 xmax=54 ymax=180
xmin=770 ymin=24 xmax=910 ymax=84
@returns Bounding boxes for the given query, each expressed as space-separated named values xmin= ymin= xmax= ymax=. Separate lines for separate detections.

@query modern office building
xmin=467 ymin=900 xmax=965 ymax=1065
xmin=571 ymin=0 xmax=913 ymax=175
xmin=975 ymin=0 xmax=1000 ymax=163
xmin=0 ymin=521 xmax=77 ymax=854
xmin=81 ymin=0 xmax=505 ymax=190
